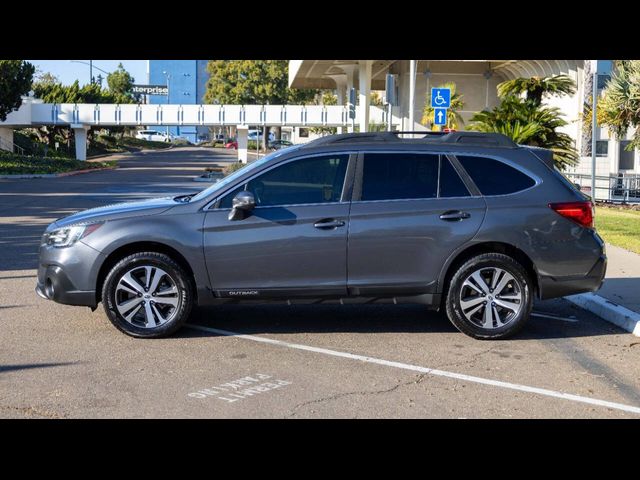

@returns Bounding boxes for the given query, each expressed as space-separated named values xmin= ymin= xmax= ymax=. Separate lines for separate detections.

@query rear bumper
xmin=36 ymin=265 xmax=96 ymax=307
xmin=539 ymin=254 xmax=607 ymax=300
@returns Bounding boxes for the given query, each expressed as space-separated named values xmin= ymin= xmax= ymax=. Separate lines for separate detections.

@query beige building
xmin=289 ymin=60 xmax=639 ymax=199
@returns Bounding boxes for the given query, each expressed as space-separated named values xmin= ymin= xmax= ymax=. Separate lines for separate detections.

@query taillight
xmin=549 ymin=201 xmax=594 ymax=228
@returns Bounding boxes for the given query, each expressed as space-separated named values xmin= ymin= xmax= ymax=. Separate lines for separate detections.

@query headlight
xmin=44 ymin=223 xmax=103 ymax=248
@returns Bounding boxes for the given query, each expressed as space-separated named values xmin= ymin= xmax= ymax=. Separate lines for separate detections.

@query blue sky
xmin=27 ymin=60 xmax=148 ymax=86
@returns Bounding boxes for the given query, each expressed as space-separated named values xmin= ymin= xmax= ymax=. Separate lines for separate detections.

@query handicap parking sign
xmin=431 ymin=88 xmax=451 ymax=109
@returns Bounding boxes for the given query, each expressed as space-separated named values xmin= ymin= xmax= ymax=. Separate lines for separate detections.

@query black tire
xmin=445 ymin=253 xmax=533 ymax=340
xmin=102 ymin=252 xmax=193 ymax=338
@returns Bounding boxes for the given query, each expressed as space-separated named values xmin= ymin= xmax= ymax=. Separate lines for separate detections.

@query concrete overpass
xmin=0 ymin=98 xmax=399 ymax=162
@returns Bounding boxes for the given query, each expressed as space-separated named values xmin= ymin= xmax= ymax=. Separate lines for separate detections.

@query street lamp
xmin=70 ymin=60 xmax=110 ymax=84
xmin=162 ymin=70 xmax=171 ymax=139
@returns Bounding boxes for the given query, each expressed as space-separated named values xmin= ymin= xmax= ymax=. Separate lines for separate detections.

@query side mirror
xmin=228 ymin=191 xmax=256 ymax=221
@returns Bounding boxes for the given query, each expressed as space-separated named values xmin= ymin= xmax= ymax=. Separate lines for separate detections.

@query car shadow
xmin=0 ymin=362 xmax=77 ymax=375
xmin=181 ymin=298 xmax=623 ymax=341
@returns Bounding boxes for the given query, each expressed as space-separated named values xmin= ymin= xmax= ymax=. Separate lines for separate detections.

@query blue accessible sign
xmin=434 ymin=108 xmax=447 ymax=126
xmin=431 ymin=88 xmax=451 ymax=109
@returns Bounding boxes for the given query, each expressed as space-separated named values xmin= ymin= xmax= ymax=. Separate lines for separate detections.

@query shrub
xmin=224 ymin=162 xmax=247 ymax=175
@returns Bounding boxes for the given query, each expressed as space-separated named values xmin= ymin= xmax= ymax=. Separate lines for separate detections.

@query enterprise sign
xmin=132 ymin=84 xmax=168 ymax=95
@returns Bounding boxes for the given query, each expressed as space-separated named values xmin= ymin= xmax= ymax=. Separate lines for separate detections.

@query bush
xmin=0 ymin=151 xmax=115 ymax=175
xmin=224 ymin=162 xmax=247 ymax=175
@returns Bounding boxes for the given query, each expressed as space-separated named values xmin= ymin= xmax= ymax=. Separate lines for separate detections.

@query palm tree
xmin=600 ymin=60 xmax=640 ymax=150
xmin=468 ymin=97 xmax=578 ymax=169
xmin=497 ymin=74 xmax=576 ymax=106
xmin=422 ymin=82 xmax=465 ymax=130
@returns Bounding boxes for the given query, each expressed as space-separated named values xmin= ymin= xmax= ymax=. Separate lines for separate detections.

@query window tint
xmin=439 ymin=157 xmax=470 ymax=197
xmin=220 ymin=155 xmax=349 ymax=208
xmin=218 ymin=185 xmax=246 ymax=208
xmin=362 ymin=153 xmax=439 ymax=201
xmin=457 ymin=155 xmax=535 ymax=195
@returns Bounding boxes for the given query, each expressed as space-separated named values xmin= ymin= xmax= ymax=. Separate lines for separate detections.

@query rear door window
xmin=361 ymin=153 xmax=439 ymax=201
xmin=360 ymin=153 xmax=470 ymax=200
xmin=456 ymin=155 xmax=535 ymax=195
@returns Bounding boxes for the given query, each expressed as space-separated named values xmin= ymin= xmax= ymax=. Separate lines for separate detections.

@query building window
xmin=619 ymin=141 xmax=636 ymax=170
xmin=596 ymin=140 xmax=608 ymax=157
xmin=299 ymin=128 xmax=309 ymax=138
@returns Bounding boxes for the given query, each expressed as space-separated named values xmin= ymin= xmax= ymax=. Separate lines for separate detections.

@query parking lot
xmin=1 ymin=147 xmax=639 ymax=418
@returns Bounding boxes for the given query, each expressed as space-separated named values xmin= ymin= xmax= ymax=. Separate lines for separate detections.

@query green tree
xmin=370 ymin=91 xmax=384 ymax=106
xmin=107 ymin=63 xmax=135 ymax=103
xmin=468 ymin=97 xmax=578 ymax=169
xmin=421 ymin=82 xmax=465 ymax=130
xmin=497 ymin=74 xmax=576 ymax=106
xmin=34 ymin=70 xmax=59 ymax=86
xmin=31 ymin=80 xmax=135 ymax=147
xmin=467 ymin=74 xmax=579 ymax=169
xmin=205 ymin=60 xmax=318 ymax=147
xmin=600 ymin=60 xmax=640 ymax=150
xmin=0 ymin=60 xmax=35 ymax=121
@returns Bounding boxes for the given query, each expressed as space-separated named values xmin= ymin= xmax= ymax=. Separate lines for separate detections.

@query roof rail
xmin=301 ymin=131 xmax=518 ymax=149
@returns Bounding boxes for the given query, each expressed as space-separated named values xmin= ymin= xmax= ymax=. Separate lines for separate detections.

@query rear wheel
xmin=102 ymin=252 xmax=193 ymax=338
xmin=445 ymin=253 xmax=533 ymax=340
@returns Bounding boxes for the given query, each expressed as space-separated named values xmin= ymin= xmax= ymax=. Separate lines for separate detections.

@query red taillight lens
xmin=549 ymin=201 xmax=594 ymax=228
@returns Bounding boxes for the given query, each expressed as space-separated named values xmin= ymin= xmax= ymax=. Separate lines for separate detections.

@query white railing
xmin=25 ymin=103 xmax=354 ymax=127
xmin=15 ymin=103 xmax=399 ymax=128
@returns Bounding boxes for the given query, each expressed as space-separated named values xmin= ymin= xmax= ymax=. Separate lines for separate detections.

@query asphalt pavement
xmin=1 ymin=147 xmax=639 ymax=418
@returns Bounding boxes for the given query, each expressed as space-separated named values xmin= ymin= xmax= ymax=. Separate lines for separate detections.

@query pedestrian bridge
xmin=1 ymin=100 xmax=398 ymax=161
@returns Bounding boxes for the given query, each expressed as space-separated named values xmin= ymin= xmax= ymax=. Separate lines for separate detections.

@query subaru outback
xmin=36 ymin=131 xmax=607 ymax=339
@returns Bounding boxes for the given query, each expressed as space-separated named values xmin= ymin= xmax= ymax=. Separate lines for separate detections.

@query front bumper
xmin=36 ymin=265 xmax=97 ymax=307
xmin=36 ymin=239 xmax=102 ymax=308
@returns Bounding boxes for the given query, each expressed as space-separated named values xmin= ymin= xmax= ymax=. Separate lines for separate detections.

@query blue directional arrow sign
xmin=431 ymin=88 xmax=451 ymax=109
xmin=434 ymin=108 xmax=447 ymax=126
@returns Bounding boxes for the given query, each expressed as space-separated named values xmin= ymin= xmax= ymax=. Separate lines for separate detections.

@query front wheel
xmin=445 ymin=253 xmax=533 ymax=340
xmin=102 ymin=252 xmax=194 ymax=338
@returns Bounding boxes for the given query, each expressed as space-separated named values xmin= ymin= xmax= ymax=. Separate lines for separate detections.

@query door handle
xmin=314 ymin=219 xmax=346 ymax=229
xmin=439 ymin=210 xmax=471 ymax=221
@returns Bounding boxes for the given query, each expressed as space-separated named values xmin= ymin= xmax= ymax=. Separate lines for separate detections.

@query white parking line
xmin=186 ymin=323 xmax=640 ymax=416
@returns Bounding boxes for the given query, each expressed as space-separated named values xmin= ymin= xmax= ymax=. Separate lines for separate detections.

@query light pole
xmin=591 ymin=70 xmax=598 ymax=200
xmin=70 ymin=60 xmax=110 ymax=84
xmin=162 ymin=70 xmax=171 ymax=140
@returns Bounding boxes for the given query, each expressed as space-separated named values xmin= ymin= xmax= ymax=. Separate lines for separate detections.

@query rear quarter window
xmin=457 ymin=155 xmax=536 ymax=195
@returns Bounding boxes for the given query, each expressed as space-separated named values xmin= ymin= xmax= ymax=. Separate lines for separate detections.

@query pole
xmin=166 ymin=73 xmax=170 ymax=140
xmin=90 ymin=60 xmax=93 ymax=84
xmin=409 ymin=60 xmax=416 ymax=138
xmin=387 ymin=102 xmax=392 ymax=132
xmin=591 ymin=71 xmax=598 ymax=200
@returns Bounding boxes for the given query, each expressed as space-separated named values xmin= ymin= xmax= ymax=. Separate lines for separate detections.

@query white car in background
xmin=136 ymin=130 xmax=173 ymax=142
xmin=248 ymin=130 xmax=275 ymax=142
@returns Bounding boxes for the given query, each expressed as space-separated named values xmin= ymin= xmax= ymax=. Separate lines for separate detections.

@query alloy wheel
xmin=115 ymin=266 xmax=180 ymax=328
xmin=459 ymin=267 xmax=523 ymax=329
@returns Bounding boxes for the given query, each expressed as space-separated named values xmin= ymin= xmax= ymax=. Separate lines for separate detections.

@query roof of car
xmin=300 ymin=131 xmax=519 ymax=150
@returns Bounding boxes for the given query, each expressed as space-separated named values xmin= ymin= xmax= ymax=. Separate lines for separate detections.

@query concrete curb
xmin=565 ymin=292 xmax=640 ymax=337
xmin=0 ymin=166 xmax=117 ymax=179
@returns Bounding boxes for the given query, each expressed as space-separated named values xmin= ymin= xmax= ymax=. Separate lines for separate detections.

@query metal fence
xmin=564 ymin=172 xmax=640 ymax=203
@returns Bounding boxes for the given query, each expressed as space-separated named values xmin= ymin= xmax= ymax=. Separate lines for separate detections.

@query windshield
xmin=190 ymin=146 xmax=302 ymax=202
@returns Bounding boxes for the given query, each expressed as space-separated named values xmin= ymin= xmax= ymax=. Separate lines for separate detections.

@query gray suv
xmin=36 ymin=131 xmax=607 ymax=340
